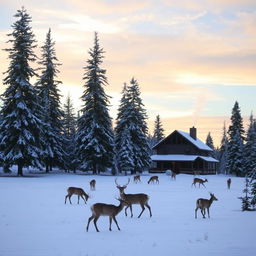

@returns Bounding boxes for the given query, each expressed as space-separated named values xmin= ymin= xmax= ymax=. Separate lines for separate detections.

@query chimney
xmin=190 ymin=126 xmax=197 ymax=140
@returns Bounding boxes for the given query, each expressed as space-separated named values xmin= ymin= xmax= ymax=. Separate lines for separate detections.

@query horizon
xmin=0 ymin=0 xmax=255 ymax=146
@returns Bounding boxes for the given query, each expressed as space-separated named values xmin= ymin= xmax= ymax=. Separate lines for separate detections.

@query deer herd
xmin=64 ymin=174 xmax=232 ymax=232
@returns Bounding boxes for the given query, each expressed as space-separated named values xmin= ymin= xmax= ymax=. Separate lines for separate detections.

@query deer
xmin=133 ymin=175 xmax=141 ymax=183
xmin=115 ymin=178 xmax=152 ymax=218
xmin=227 ymin=178 xmax=231 ymax=189
xmin=90 ymin=179 xmax=96 ymax=191
xmin=195 ymin=193 xmax=218 ymax=219
xmin=148 ymin=176 xmax=159 ymax=184
xmin=171 ymin=172 xmax=176 ymax=180
xmin=192 ymin=178 xmax=208 ymax=188
xmin=65 ymin=187 xmax=89 ymax=204
xmin=86 ymin=198 xmax=129 ymax=232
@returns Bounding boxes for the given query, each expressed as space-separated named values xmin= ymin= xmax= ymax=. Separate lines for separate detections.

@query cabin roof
xmin=152 ymin=130 xmax=213 ymax=151
xmin=151 ymin=154 xmax=219 ymax=163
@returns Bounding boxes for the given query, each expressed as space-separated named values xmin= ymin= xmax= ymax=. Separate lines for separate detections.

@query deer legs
xmin=138 ymin=203 xmax=152 ymax=218
xmin=125 ymin=205 xmax=133 ymax=217
xmin=87 ymin=215 xmax=121 ymax=232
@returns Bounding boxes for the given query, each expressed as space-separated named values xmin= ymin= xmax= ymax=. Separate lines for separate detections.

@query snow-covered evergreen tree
xmin=227 ymin=101 xmax=245 ymax=176
xmin=227 ymin=130 xmax=244 ymax=176
xmin=244 ymin=114 xmax=256 ymax=176
xmin=228 ymin=101 xmax=245 ymax=140
xmin=218 ymin=122 xmax=228 ymax=174
xmin=115 ymin=83 xmax=133 ymax=174
xmin=239 ymin=177 xmax=252 ymax=211
xmin=63 ymin=94 xmax=78 ymax=172
xmin=116 ymin=125 xmax=134 ymax=175
xmin=126 ymin=78 xmax=151 ymax=174
xmin=152 ymin=115 xmax=165 ymax=144
xmin=0 ymin=7 xmax=43 ymax=176
xmin=115 ymin=79 xmax=151 ymax=174
xmin=206 ymin=132 xmax=214 ymax=149
xmin=36 ymin=28 xmax=64 ymax=172
xmin=206 ymin=132 xmax=217 ymax=159
xmin=76 ymin=32 xmax=115 ymax=174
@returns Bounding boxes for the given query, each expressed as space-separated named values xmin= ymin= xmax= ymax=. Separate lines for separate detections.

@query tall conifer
xmin=0 ymin=7 xmax=43 ymax=176
xmin=153 ymin=115 xmax=165 ymax=144
xmin=76 ymin=32 xmax=115 ymax=174
xmin=226 ymin=101 xmax=245 ymax=176
xmin=36 ymin=28 xmax=64 ymax=172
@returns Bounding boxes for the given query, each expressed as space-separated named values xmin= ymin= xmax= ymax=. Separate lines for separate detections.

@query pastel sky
xmin=0 ymin=0 xmax=256 ymax=146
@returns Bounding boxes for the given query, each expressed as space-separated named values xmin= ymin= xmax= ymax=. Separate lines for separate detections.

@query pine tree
xmin=250 ymin=178 xmax=256 ymax=209
xmin=152 ymin=115 xmax=164 ymax=144
xmin=244 ymin=114 xmax=256 ymax=176
xmin=206 ymin=132 xmax=214 ymax=149
xmin=227 ymin=130 xmax=244 ymax=176
xmin=76 ymin=32 xmax=115 ymax=174
xmin=36 ymin=28 xmax=64 ymax=172
xmin=116 ymin=125 xmax=134 ymax=175
xmin=239 ymin=178 xmax=252 ymax=211
xmin=115 ymin=79 xmax=151 ymax=174
xmin=63 ymin=94 xmax=78 ymax=172
xmin=115 ymin=83 xmax=133 ymax=174
xmin=227 ymin=101 xmax=245 ymax=176
xmin=206 ymin=132 xmax=217 ymax=159
xmin=228 ymin=101 xmax=245 ymax=140
xmin=126 ymin=78 xmax=151 ymax=174
xmin=218 ymin=122 xmax=228 ymax=174
xmin=0 ymin=7 xmax=43 ymax=176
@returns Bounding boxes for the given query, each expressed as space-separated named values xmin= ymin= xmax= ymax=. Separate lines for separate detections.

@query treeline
xmin=0 ymin=7 xmax=151 ymax=176
xmin=204 ymin=101 xmax=256 ymax=178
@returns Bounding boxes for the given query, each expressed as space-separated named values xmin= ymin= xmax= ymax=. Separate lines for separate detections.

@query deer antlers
xmin=115 ymin=178 xmax=130 ymax=187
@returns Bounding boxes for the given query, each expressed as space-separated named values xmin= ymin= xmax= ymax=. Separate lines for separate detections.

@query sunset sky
xmin=0 ymin=0 xmax=255 ymax=146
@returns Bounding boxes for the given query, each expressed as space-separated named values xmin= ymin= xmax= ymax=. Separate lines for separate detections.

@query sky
xmin=0 ymin=0 xmax=256 ymax=146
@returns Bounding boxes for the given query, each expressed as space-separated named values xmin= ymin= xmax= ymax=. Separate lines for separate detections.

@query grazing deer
xmin=115 ymin=178 xmax=152 ymax=218
xmin=65 ymin=187 xmax=89 ymax=204
xmin=227 ymin=178 xmax=231 ymax=189
xmin=195 ymin=193 xmax=218 ymax=218
xmin=192 ymin=178 xmax=208 ymax=188
xmin=133 ymin=175 xmax=141 ymax=183
xmin=148 ymin=176 xmax=159 ymax=184
xmin=86 ymin=198 xmax=129 ymax=232
xmin=90 ymin=179 xmax=96 ymax=191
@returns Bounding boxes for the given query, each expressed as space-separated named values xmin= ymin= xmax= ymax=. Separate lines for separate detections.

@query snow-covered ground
xmin=0 ymin=172 xmax=255 ymax=256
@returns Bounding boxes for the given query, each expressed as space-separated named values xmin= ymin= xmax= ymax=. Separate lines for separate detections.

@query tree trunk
xmin=17 ymin=163 xmax=23 ymax=177
xmin=46 ymin=164 xmax=49 ymax=173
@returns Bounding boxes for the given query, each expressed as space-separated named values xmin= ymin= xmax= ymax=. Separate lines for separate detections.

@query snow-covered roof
xmin=152 ymin=129 xmax=213 ymax=151
xmin=151 ymin=154 xmax=219 ymax=162
xmin=176 ymin=130 xmax=212 ymax=151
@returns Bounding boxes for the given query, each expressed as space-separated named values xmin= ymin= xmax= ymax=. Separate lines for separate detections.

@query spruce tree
xmin=239 ymin=177 xmax=252 ymax=211
xmin=153 ymin=115 xmax=165 ymax=144
xmin=227 ymin=101 xmax=245 ymax=176
xmin=76 ymin=32 xmax=115 ymax=174
xmin=227 ymin=130 xmax=244 ymax=176
xmin=63 ymin=94 xmax=78 ymax=172
xmin=0 ymin=7 xmax=43 ymax=176
xmin=244 ymin=114 xmax=256 ymax=176
xmin=115 ymin=83 xmax=134 ymax=174
xmin=126 ymin=78 xmax=151 ymax=174
xmin=218 ymin=122 xmax=228 ymax=174
xmin=206 ymin=132 xmax=214 ymax=149
xmin=116 ymin=125 xmax=134 ymax=175
xmin=36 ymin=28 xmax=64 ymax=172
xmin=206 ymin=132 xmax=217 ymax=158
xmin=228 ymin=101 xmax=245 ymax=140
xmin=115 ymin=79 xmax=151 ymax=174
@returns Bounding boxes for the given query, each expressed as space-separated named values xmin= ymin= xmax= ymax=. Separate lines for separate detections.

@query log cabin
xmin=150 ymin=127 xmax=218 ymax=174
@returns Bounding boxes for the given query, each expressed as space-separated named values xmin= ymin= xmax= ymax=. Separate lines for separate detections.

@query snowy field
xmin=0 ymin=172 xmax=255 ymax=256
